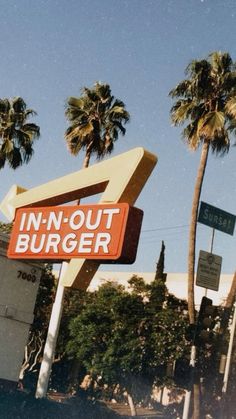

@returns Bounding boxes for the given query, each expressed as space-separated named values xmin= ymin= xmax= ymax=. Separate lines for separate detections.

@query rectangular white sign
xmin=196 ymin=250 xmax=222 ymax=291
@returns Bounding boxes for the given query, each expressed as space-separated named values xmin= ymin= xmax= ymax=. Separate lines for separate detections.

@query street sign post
xmin=196 ymin=250 xmax=222 ymax=291
xmin=198 ymin=201 xmax=235 ymax=236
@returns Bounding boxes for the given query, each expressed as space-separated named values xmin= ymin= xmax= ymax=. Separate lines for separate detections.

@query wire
xmin=142 ymin=224 xmax=189 ymax=233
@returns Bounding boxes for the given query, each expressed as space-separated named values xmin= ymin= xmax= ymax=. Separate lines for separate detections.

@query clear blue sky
xmin=0 ymin=0 xmax=235 ymax=275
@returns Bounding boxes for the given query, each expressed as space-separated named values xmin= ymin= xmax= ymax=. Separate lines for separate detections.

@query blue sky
xmin=0 ymin=0 xmax=235 ymax=275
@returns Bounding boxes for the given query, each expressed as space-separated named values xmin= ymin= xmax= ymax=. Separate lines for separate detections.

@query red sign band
xmin=8 ymin=204 xmax=143 ymax=263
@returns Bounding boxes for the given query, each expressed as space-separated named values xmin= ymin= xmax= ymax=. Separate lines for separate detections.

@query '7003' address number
xmin=17 ymin=270 xmax=37 ymax=283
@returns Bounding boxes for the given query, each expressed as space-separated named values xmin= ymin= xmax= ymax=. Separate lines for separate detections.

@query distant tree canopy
xmin=66 ymin=275 xmax=189 ymax=407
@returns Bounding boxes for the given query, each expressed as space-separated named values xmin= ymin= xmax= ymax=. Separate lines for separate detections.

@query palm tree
xmin=65 ymin=82 xmax=130 ymax=168
xmin=64 ymin=82 xmax=130 ymax=392
xmin=169 ymin=52 xmax=236 ymax=324
xmin=0 ymin=97 xmax=40 ymax=169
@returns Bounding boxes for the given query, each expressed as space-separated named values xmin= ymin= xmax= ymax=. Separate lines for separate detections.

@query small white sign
xmin=196 ymin=250 xmax=222 ymax=291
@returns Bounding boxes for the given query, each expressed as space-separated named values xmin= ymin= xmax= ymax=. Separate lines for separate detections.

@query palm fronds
xmin=0 ymin=97 xmax=40 ymax=170
xmin=169 ymin=51 xmax=236 ymax=152
xmin=65 ymin=82 xmax=130 ymax=167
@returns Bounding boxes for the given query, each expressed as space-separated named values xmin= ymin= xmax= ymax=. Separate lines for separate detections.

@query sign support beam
xmin=35 ymin=262 xmax=68 ymax=398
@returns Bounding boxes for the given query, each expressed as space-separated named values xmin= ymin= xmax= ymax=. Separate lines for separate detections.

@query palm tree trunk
xmin=83 ymin=141 xmax=94 ymax=168
xmin=83 ymin=152 xmax=90 ymax=168
xmin=188 ymin=141 xmax=210 ymax=324
xmin=225 ymin=271 xmax=236 ymax=309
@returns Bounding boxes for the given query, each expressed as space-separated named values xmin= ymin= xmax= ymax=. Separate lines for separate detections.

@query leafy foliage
xmin=66 ymin=277 xmax=189 ymax=403
xmin=0 ymin=97 xmax=40 ymax=169
xmin=0 ymin=221 xmax=12 ymax=234
xmin=59 ymin=243 xmax=189 ymax=411
xmin=32 ymin=265 xmax=57 ymax=332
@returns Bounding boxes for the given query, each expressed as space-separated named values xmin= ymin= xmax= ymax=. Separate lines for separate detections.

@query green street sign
xmin=198 ymin=201 xmax=235 ymax=236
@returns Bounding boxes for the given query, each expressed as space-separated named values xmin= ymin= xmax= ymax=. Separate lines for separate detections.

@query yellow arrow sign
xmin=1 ymin=147 xmax=157 ymax=288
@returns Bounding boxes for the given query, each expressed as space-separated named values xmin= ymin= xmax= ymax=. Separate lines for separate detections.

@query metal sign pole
xmin=35 ymin=262 xmax=68 ymax=398
xmin=205 ymin=228 xmax=215 ymax=297
xmin=209 ymin=228 xmax=215 ymax=254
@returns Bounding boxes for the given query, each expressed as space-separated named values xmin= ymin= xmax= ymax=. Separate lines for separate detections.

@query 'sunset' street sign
xmin=198 ymin=201 xmax=235 ymax=236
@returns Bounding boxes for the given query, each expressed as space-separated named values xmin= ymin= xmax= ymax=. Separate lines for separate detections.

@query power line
xmin=142 ymin=224 xmax=189 ymax=233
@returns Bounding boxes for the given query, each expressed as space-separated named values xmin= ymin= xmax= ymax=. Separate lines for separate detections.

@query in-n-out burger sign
xmin=2 ymin=147 xmax=157 ymax=288
xmin=8 ymin=203 xmax=143 ymax=263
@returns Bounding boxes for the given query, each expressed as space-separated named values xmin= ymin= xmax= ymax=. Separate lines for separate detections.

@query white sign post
xmin=196 ymin=250 xmax=222 ymax=291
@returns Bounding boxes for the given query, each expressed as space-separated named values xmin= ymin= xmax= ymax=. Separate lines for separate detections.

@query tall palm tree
xmin=169 ymin=52 xmax=236 ymax=324
xmin=0 ymin=97 xmax=40 ymax=169
xmin=65 ymin=82 xmax=130 ymax=168
xmin=64 ymin=82 xmax=130 ymax=392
